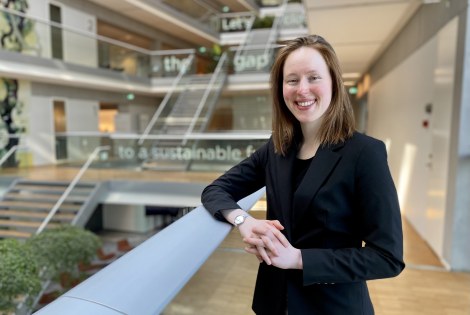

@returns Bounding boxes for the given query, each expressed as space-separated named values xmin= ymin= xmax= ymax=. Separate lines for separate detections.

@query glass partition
xmin=161 ymin=0 xmax=221 ymax=33
xmin=54 ymin=133 xmax=269 ymax=173
xmin=0 ymin=8 xmax=202 ymax=79
xmin=229 ymin=45 xmax=279 ymax=74
xmin=150 ymin=50 xmax=197 ymax=78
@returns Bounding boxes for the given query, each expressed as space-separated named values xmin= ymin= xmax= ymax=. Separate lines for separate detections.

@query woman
xmin=201 ymin=35 xmax=404 ymax=315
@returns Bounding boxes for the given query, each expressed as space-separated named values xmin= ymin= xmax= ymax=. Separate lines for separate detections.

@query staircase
xmin=142 ymin=54 xmax=228 ymax=171
xmin=159 ymin=74 xmax=215 ymax=136
xmin=0 ymin=179 xmax=99 ymax=239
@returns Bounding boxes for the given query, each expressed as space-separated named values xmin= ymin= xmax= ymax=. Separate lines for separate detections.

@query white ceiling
xmin=303 ymin=0 xmax=422 ymax=81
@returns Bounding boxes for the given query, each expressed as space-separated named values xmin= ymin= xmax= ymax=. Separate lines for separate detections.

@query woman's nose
xmin=297 ymin=78 xmax=309 ymax=94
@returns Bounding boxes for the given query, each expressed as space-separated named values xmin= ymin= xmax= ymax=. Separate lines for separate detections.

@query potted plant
xmin=0 ymin=238 xmax=41 ymax=314
xmin=27 ymin=225 xmax=102 ymax=281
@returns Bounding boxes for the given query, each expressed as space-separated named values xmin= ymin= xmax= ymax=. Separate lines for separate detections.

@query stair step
xmin=4 ymin=192 xmax=88 ymax=203
xmin=0 ymin=219 xmax=60 ymax=229
xmin=12 ymin=184 xmax=94 ymax=194
xmin=0 ymin=201 xmax=81 ymax=211
xmin=0 ymin=209 xmax=75 ymax=221
xmin=0 ymin=229 xmax=32 ymax=239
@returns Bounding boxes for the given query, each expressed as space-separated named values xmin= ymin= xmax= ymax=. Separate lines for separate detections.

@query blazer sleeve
xmin=201 ymin=139 xmax=269 ymax=222
xmin=301 ymin=139 xmax=405 ymax=285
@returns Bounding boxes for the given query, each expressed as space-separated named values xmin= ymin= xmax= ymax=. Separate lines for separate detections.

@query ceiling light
xmin=342 ymin=72 xmax=361 ymax=79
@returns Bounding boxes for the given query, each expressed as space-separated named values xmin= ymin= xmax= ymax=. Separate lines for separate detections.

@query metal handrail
xmin=0 ymin=145 xmax=24 ymax=167
xmin=56 ymin=131 xmax=270 ymax=140
xmin=184 ymin=52 xmax=228 ymax=143
xmin=263 ymin=0 xmax=289 ymax=57
xmin=138 ymin=53 xmax=195 ymax=145
xmin=233 ymin=14 xmax=257 ymax=62
xmin=34 ymin=187 xmax=266 ymax=315
xmin=35 ymin=145 xmax=110 ymax=234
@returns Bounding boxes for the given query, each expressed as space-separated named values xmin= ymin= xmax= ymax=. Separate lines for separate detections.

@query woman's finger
xmin=261 ymin=235 xmax=278 ymax=256
xmin=267 ymin=220 xmax=284 ymax=230
xmin=270 ymin=228 xmax=290 ymax=248
xmin=243 ymin=237 xmax=265 ymax=247
xmin=257 ymin=246 xmax=271 ymax=265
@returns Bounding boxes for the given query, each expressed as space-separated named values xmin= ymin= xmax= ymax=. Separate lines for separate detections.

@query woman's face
xmin=282 ymin=47 xmax=333 ymax=128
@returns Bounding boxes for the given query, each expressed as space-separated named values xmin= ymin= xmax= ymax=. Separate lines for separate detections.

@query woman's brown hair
xmin=270 ymin=35 xmax=355 ymax=155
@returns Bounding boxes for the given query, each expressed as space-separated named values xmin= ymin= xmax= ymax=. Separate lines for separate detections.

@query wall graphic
xmin=0 ymin=0 xmax=31 ymax=166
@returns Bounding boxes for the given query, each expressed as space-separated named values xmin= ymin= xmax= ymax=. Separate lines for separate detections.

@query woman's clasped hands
xmin=238 ymin=217 xmax=303 ymax=270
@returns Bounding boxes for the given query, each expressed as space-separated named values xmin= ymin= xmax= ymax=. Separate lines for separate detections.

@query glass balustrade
xmin=0 ymin=4 xmax=306 ymax=81
xmin=0 ymin=8 xmax=203 ymax=79
xmin=52 ymin=133 xmax=269 ymax=174
xmin=161 ymin=0 xmax=221 ymax=33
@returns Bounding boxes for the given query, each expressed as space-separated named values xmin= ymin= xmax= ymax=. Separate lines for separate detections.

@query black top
xmin=293 ymin=156 xmax=314 ymax=191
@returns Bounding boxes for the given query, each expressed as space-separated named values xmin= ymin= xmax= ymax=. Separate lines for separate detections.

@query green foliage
xmin=0 ymin=238 xmax=41 ymax=312
xmin=27 ymin=225 xmax=102 ymax=277
xmin=252 ymin=16 xmax=275 ymax=29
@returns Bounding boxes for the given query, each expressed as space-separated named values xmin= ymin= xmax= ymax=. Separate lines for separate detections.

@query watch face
xmin=235 ymin=216 xmax=244 ymax=225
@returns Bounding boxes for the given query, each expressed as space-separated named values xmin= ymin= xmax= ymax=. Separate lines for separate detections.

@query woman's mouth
xmin=297 ymin=100 xmax=316 ymax=107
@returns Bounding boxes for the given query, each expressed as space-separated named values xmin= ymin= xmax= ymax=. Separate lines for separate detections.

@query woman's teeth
xmin=298 ymin=100 xmax=314 ymax=107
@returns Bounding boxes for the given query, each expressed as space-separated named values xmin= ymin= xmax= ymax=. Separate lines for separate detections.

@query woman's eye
xmin=309 ymin=76 xmax=320 ymax=82
xmin=286 ymin=79 xmax=298 ymax=85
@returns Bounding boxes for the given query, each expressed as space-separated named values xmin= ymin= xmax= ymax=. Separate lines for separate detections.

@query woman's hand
xmin=237 ymin=217 xmax=285 ymax=265
xmin=244 ymin=227 xmax=303 ymax=270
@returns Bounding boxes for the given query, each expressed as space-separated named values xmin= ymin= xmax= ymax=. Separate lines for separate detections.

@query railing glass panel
xmin=0 ymin=8 xmax=201 ymax=79
xmin=229 ymin=45 xmax=279 ymax=74
xmin=161 ymin=0 xmax=221 ymax=33
xmin=54 ymin=133 xmax=269 ymax=173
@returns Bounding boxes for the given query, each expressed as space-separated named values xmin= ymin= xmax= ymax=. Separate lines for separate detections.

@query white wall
xmin=28 ymin=95 xmax=55 ymax=165
xmin=368 ymin=17 xmax=458 ymax=261
xmin=65 ymin=99 xmax=100 ymax=160
xmin=61 ymin=5 xmax=98 ymax=67
xmin=28 ymin=0 xmax=52 ymax=58
xmin=27 ymin=0 xmax=97 ymax=66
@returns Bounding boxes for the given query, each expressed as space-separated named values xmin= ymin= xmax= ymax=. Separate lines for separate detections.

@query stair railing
xmin=232 ymin=12 xmax=257 ymax=63
xmin=138 ymin=51 xmax=195 ymax=145
xmin=35 ymin=145 xmax=110 ymax=234
xmin=0 ymin=145 xmax=24 ymax=167
xmin=262 ymin=0 xmax=288 ymax=58
xmin=183 ymin=51 xmax=228 ymax=145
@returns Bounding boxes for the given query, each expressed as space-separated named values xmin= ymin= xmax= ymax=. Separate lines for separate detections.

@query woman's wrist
xmin=296 ymin=248 xmax=303 ymax=269
xmin=221 ymin=209 xmax=250 ymax=227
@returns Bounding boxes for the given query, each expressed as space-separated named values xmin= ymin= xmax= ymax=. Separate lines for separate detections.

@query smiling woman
xmin=202 ymin=35 xmax=404 ymax=315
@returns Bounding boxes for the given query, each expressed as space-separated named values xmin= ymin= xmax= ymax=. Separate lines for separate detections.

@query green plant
xmin=0 ymin=238 xmax=41 ymax=313
xmin=27 ymin=225 xmax=102 ymax=277
xmin=252 ymin=15 xmax=275 ymax=29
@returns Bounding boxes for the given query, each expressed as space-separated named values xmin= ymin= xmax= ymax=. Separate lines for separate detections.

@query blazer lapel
xmin=273 ymin=148 xmax=296 ymax=240
xmin=292 ymin=143 xmax=343 ymax=228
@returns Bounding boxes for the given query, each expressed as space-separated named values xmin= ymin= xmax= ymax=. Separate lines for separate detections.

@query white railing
xmin=34 ymin=187 xmax=266 ymax=315
xmin=0 ymin=145 xmax=24 ymax=167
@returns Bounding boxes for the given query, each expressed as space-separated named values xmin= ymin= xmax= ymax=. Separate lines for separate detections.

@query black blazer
xmin=202 ymin=132 xmax=405 ymax=315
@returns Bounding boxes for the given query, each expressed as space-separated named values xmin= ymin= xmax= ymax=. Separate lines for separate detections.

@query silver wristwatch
xmin=233 ymin=214 xmax=249 ymax=227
